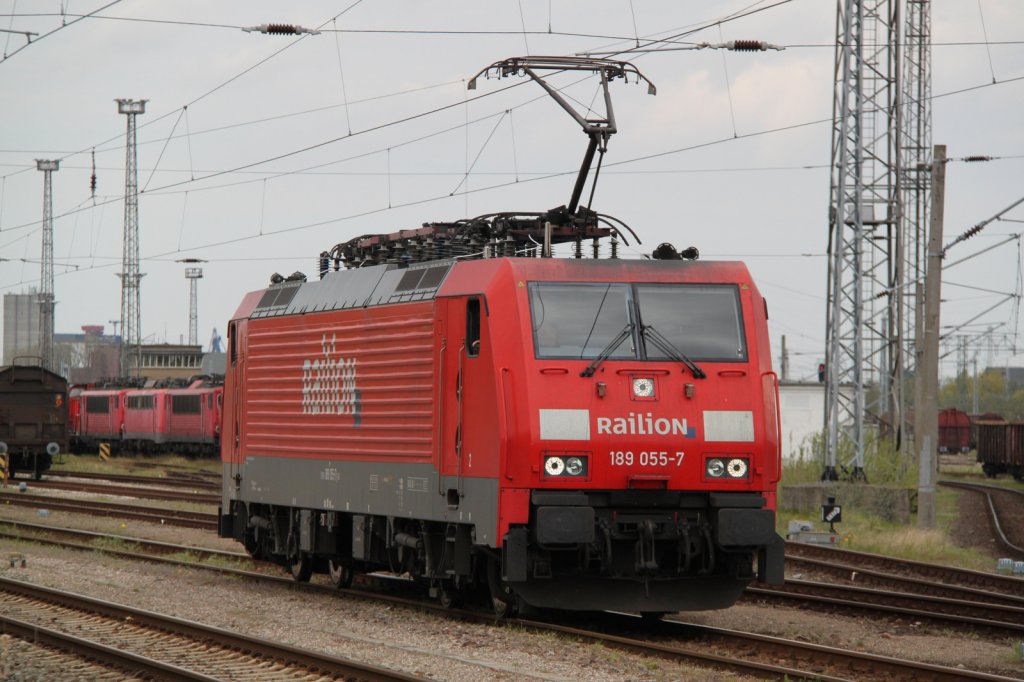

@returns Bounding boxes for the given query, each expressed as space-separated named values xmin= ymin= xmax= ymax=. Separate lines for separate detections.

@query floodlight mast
xmin=468 ymin=56 xmax=655 ymax=216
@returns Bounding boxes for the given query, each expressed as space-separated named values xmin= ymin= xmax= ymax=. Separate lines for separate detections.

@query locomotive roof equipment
xmin=325 ymin=56 xmax=656 ymax=272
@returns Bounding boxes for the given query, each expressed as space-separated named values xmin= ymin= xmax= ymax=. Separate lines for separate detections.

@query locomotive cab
xmin=449 ymin=258 xmax=784 ymax=612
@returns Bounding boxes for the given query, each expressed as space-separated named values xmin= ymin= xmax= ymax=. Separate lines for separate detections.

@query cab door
xmin=227 ymin=320 xmax=245 ymax=486
xmin=439 ymin=296 xmax=499 ymax=508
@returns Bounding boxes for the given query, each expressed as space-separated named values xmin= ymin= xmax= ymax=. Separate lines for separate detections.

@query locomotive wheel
xmin=487 ymin=558 xmax=517 ymax=618
xmin=290 ymin=553 xmax=313 ymax=583
xmin=242 ymin=531 xmax=260 ymax=559
xmin=328 ymin=559 xmax=354 ymax=589
xmin=438 ymin=580 xmax=463 ymax=609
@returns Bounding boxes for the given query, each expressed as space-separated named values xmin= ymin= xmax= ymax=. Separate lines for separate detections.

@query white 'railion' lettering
xmin=596 ymin=413 xmax=689 ymax=436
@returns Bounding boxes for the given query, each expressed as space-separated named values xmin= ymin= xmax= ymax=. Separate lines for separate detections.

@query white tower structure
xmin=116 ymin=98 xmax=146 ymax=377
xmin=35 ymin=159 xmax=59 ymax=371
xmin=185 ymin=267 xmax=203 ymax=346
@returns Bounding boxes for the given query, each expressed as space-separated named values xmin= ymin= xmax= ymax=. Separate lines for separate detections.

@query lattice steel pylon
xmin=35 ymin=159 xmax=59 ymax=372
xmin=116 ymin=99 xmax=147 ymax=377
xmin=899 ymin=0 xmax=932 ymax=453
xmin=184 ymin=267 xmax=203 ymax=345
xmin=822 ymin=0 xmax=901 ymax=480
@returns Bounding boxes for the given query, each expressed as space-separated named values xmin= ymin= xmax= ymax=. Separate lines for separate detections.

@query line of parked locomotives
xmin=69 ymin=376 xmax=224 ymax=457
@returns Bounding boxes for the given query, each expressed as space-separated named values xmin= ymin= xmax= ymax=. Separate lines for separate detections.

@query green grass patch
xmin=53 ymin=453 xmax=220 ymax=478
xmin=89 ymin=535 xmax=139 ymax=552
xmin=778 ymin=427 xmax=1022 ymax=572
xmin=777 ymin=503 xmax=995 ymax=572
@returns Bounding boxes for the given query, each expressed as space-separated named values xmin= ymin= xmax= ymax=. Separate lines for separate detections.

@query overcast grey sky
xmin=1 ymin=1 xmax=1022 ymax=381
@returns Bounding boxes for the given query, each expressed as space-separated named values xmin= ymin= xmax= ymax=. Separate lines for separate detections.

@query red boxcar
xmin=976 ymin=420 xmax=1024 ymax=480
xmin=937 ymin=408 xmax=971 ymax=453
xmin=219 ymin=253 xmax=784 ymax=615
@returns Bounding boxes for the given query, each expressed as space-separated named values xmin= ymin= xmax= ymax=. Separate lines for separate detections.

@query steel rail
xmin=785 ymin=553 xmax=1024 ymax=607
xmin=940 ymin=480 xmax=1024 ymax=556
xmin=0 ymin=576 xmax=420 ymax=682
xmin=0 ymin=491 xmax=218 ymax=529
xmin=746 ymin=579 xmax=1024 ymax=637
xmin=784 ymin=539 xmax=1024 ymax=595
xmin=45 ymin=469 xmax=220 ymax=491
xmin=0 ymin=612 xmax=219 ymax=681
xmin=0 ymin=519 xmax=244 ymax=561
xmin=20 ymin=478 xmax=220 ymax=504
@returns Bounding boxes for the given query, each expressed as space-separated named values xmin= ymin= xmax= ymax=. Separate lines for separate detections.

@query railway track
xmin=0 ymin=575 xmax=420 ymax=681
xmin=2 ymin=520 xmax=1020 ymax=681
xmin=0 ymin=490 xmax=218 ymax=530
xmin=9 ymin=485 xmax=1024 ymax=602
xmin=17 ymin=478 xmax=220 ymax=505
xmin=746 ymin=578 xmax=1024 ymax=637
xmin=940 ymin=480 xmax=1024 ymax=557
xmin=7 ymin=492 xmax=1024 ymax=628
xmin=564 ymin=613 xmax=1022 ymax=682
xmin=784 ymin=550 xmax=1024 ymax=609
xmin=46 ymin=469 xmax=220 ymax=492
xmin=784 ymin=539 xmax=1024 ymax=598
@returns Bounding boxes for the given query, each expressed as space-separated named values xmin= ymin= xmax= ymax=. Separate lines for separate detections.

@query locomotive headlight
xmin=632 ymin=377 xmax=655 ymax=398
xmin=544 ymin=456 xmax=566 ymax=476
xmin=565 ymin=456 xmax=585 ymax=476
xmin=706 ymin=458 xmax=725 ymax=478
xmin=726 ymin=458 xmax=749 ymax=478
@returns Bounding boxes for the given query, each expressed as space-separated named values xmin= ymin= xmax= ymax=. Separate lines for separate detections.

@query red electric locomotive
xmin=163 ymin=379 xmax=223 ymax=456
xmin=122 ymin=388 xmax=166 ymax=453
xmin=217 ymin=56 xmax=784 ymax=615
xmin=76 ymin=386 xmax=128 ymax=450
xmin=72 ymin=377 xmax=223 ymax=456
xmin=218 ymin=236 xmax=783 ymax=614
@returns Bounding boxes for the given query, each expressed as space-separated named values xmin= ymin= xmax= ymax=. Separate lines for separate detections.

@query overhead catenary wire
xmin=0 ymin=0 xmax=122 ymax=65
xmin=3 ymin=71 xmax=1022 ymax=246
xmin=2 ymin=0 xmax=1015 ymax=337
xmin=0 ymin=0 xmax=789 ymax=186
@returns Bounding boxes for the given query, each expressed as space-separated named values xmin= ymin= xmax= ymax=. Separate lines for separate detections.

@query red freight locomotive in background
xmin=70 ymin=377 xmax=223 ymax=456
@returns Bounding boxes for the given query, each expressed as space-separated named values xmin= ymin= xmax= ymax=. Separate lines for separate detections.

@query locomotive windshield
xmin=530 ymin=283 xmax=634 ymax=359
xmin=529 ymin=282 xmax=746 ymax=362
xmin=635 ymin=284 xmax=747 ymax=361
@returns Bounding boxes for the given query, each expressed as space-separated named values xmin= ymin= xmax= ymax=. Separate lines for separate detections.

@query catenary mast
xmin=116 ymin=99 xmax=146 ymax=377
xmin=35 ymin=159 xmax=59 ymax=372
xmin=822 ymin=0 xmax=900 ymax=480
xmin=185 ymin=267 xmax=203 ymax=345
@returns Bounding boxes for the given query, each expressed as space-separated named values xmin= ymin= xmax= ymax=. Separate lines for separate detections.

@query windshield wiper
xmin=580 ymin=323 xmax=634 ymax=377
xmin=642 ymin=325 xmax=707 ymax=379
